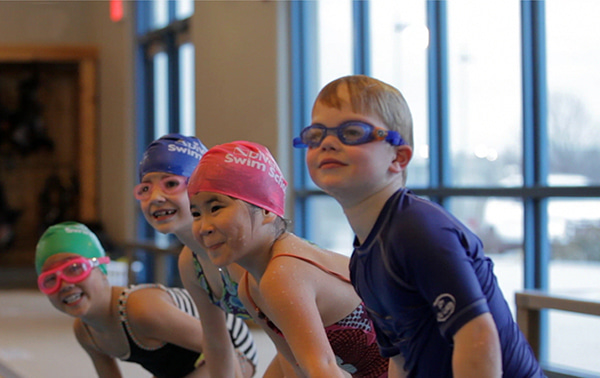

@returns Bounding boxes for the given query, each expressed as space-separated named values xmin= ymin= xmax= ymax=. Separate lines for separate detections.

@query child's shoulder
xmin=124 ymin=285 xmax=173 ymax=320
xmin=390 ymin=190 xmax=452 ymax=224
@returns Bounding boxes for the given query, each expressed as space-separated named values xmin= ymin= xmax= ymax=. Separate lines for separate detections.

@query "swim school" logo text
xmin=168 ymin=140 xmax=208 ymax=160
xmin=64 ymin=225 xmax=93 ymax=236
xmin=224 ymin=146 xmax=287 ymax=191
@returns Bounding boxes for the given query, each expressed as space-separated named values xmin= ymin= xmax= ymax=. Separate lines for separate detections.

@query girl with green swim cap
xmin=35 ymin=221 xmax=252 ymax=378
xmin=35 ymin=221 xmax=107 ymax=275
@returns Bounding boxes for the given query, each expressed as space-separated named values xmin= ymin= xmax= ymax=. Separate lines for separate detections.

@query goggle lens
xmin=37 ymin=257 xmax=110 ymax=294
xmin=134 ymin=176 xmax=188 ymax=200
xmin=293 ymin=121 xmax=405 ymax=148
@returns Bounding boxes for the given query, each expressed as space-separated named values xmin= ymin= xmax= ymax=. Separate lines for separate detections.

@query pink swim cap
xmin=188 ymin=141 xmax=287 ymax=217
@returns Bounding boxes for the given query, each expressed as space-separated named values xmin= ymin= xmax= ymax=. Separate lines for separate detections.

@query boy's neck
xmin=341 ymin=183 xmax=402 ymax=244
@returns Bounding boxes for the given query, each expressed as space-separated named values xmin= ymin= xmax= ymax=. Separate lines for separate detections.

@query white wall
xmin=0 ymin=0 xmax=289 ymax=245
xmin=192 ymin=1 xmax=290 ymax=176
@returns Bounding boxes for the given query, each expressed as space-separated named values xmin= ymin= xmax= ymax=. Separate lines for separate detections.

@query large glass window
xmin=134 ymin=0 xmax=194 ymax=284
xmin=447 ymin=0 xmax=522 ymax=188
xmin=292 ymin=0 xmax=600 ymax=374
xmin=545 ymin=1 xmax=600 ymax=372
xmin=179 ymin=43 xmax=195 ymax=136
xmin=153 ymin=51 xmax=169 ymax=138
xmin=317 ymin=0 xmax=353 ymax=87
xmin=546 ymin=0 xmax=600 ymax=188
xmin=370 ymin=0 xmax=428 ymax=187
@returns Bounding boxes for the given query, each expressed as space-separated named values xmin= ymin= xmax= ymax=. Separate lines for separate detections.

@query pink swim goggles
xmin=37 ymin=256 xmax=111 ymax=295
xmin=134 ymin=176 xmax=188 ymax=201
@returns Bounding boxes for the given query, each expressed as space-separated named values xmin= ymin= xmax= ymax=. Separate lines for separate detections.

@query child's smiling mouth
xmin=152 ymin=209 xmax=177 ymax=219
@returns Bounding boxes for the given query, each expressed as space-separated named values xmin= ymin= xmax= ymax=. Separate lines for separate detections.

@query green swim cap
xmin=35 ymin=221 xmax=107 ymax=275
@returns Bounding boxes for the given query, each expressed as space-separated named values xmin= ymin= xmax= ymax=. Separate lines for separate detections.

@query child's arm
xmin=258 ymin=260 xmax=346 ymax=378
xmin=124 ymin=287 xmax=204 ymax=353
xmin=389 ymin=354 xmax=409 ymax=377
xmin=178 ymin=248 xmax=246 ymax=378
xmin=73 ymin=320 xmax=122 ymax=378
xmin=452 ymin=313 xmax=502 ymax=377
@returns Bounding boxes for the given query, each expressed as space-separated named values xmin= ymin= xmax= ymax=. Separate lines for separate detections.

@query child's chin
xmin=154 ymin=223 xmax=175 ymax=234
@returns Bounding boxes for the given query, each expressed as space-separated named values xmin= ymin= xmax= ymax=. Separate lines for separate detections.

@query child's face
xmin=189 ymin=191 xmax=267 ymax=268
xmin=40 ymin=253 xmax=106 ymax=318
xmin=137 ymin=172 xmax=192 ymax=235
xmin=306 ymin=88 xmax=402 ymax=202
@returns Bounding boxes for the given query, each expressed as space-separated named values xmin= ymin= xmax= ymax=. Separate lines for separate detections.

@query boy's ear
xmin=390 ymin=145 xmax=412 ymax=173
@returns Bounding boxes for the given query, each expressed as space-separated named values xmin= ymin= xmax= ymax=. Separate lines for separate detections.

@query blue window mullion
xmin=426 ymin=0 xmax=450 ymax=207
xmin=353 ymin=0 xmax=370 ymax=75
xmin=521 ymin=0 xmax=549 ymax=362
xmin=167 ymin=33 xmax=179 ymax=134
xmin=291 ymin=0 xmax=319 ymax=238
xmin=135 ymin=0 xmax=151 ymax=35
xmin=168 ymin=0 xmax=177 ymax=23
xmin=521 ymin=0 xmax=549 ymax=291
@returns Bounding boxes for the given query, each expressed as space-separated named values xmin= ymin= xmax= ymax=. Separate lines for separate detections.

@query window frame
xmin=290 ymin=0 xmax=600 ymax=372
xmin=133 ymin=0 xmax=192 ymax=284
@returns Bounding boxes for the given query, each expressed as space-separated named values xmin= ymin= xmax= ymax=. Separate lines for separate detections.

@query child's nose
xmin=319 ymin=133 xmax=341 ymax=149
xmin=58 ymin=278 xmax=74 ymax=292
xmin=198 ymin=221 xmax=214 ymax=236
xmin=149 ymin=187 xmax=166 ymax=202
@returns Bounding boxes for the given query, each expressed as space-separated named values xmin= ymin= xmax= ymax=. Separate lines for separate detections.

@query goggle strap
xmin=292 ymin=137 xmax=308 ymax=148
xmin=385 ymin=130 xmax=404 ymax=146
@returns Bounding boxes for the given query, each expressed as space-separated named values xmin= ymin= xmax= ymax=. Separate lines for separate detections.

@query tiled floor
xmin=0 ymin=289 xmax=277 ymax=378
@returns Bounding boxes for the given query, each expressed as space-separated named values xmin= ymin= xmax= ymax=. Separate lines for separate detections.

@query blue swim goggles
xmin=293 ymin=120 xmax=405 ymax=148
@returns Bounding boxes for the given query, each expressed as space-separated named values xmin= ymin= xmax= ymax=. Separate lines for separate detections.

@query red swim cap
xmin=187 ymin=141 xmax=287 ymax=217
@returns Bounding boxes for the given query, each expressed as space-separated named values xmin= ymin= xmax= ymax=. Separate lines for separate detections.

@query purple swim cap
xmin=138 ymin=134 xmax=208 ymax=181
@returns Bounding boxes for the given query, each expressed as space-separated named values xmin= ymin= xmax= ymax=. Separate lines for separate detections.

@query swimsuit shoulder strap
xmin=243 ymin=271 xmax=258 ymax=313
xmin=271 ymin=253 xmax=351 ymax=284
xmin=243 ymin=270 xmax=284 ymax=337
xmin=118 ymin=285 xmax=166 ymax=351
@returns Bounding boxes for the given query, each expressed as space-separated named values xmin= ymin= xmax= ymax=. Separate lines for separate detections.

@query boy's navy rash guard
xmin=349 ymin=188 xmax=543 ymax=377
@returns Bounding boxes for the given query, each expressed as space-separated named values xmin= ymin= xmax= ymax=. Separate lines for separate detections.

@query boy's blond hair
xmin=312 ymin=75 xmax=414 ymax=149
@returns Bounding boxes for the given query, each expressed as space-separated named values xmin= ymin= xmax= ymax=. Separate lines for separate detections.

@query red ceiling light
xmin=110 ymin=0 xmax=124 ymax=22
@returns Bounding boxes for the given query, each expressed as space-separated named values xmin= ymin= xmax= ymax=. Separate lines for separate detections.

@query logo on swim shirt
xmin=433 ymin=293 xmax=456 ymax=322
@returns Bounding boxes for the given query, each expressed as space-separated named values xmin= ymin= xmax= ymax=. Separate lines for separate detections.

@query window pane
xmin=153 ymin=52 xmax=169 ymax=138
xmin=179 ymin=43 xmax=195 ymax=136
xmin=152 ymin=0 xmax=169 ymax=29
xmin=303 ymin=0 xmax=354 ymax=191
xmin=316 ymin=0 xmax=353 ymax=89
xmin=549 ymin=198 xmax=600 ymax=290
xmin=306 ymin=195 xmax=354 ymax=257
xmin=548 ymin=198 xmax=600 ymax=373
xmin=548 ymin=312 xmax=600 ymax=374
xmin=450 ymin=197 xmax=524 ymax=315
xmin=546 ymin=0 xmax=600 ymax=186
xmin=370 ymin=0 xmax=428 ymax=187
xmin=447 ymin=0 xmax=522 ymax=187
xmin=176 ymin=0 xmax=194 ymax=20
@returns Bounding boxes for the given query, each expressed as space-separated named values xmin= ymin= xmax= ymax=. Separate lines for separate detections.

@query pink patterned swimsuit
xmin=244 ymin=253 xmax=388 ymax=378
